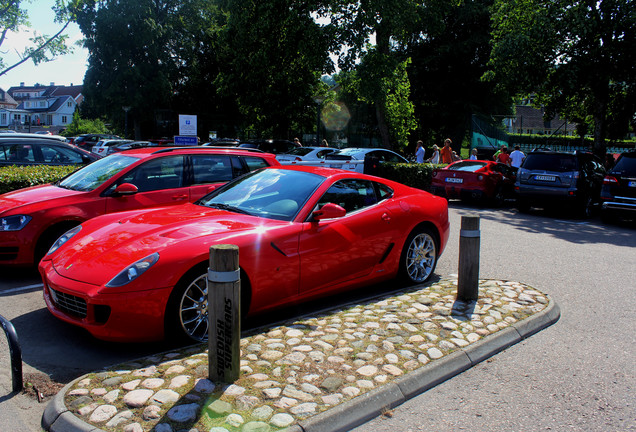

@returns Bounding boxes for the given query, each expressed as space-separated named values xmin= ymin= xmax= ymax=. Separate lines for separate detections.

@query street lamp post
xmin=122 ymin=106 xmax=131 ymax=138
xmin=313 ymin=96 xmax=325 ymax=146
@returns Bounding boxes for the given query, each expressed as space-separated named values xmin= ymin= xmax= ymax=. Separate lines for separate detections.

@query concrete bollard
xmin=457 ymin=215 xmax=480 ymax=302
xmin=208 ymin=244 xmax=241 ymax=383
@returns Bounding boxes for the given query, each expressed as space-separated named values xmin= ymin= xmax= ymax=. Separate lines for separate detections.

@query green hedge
xmin=0 ymin=165 xmax=78 ymax=195
xmin=377 ymin=162 xmax=445 ymax=192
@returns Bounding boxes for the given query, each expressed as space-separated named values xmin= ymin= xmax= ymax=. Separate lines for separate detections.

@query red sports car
xmin=431 ymin=160 xmax=517 ymax=205
xmin=40 ymin=166 xmax=450 ymax=342
xmin=0 ymin=147 xmax=278 ymax=267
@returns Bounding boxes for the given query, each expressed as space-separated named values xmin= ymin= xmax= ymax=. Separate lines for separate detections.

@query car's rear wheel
xmin=399 ymin=227 xmax=438 ymax=284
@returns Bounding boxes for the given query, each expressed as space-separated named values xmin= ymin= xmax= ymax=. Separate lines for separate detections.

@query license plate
xmin=629 ymin=181 xmax=636 ymax=187
xmin=445 ymin=177 xmax=463 ymax=184
xmin=535 ymin=175 xmax=556 ymax=182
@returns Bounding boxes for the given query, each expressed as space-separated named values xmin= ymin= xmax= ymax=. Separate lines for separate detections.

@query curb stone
xmin=42 ymin=281 xmax=560 ymax=432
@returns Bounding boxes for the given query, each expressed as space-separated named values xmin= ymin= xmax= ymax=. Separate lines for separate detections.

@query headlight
xmin=106 ymin=253 xmax=160 ymax=287
xmin=0 ymin=215 xmax=32 ymax=231
xmin=47 ymin=226 xmax=82 ymax=255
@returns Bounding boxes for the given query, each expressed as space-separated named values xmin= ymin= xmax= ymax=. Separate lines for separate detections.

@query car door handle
xmin=172 ymin=194 xmax=188 ymax=201
xmin=382 ymin=213 xmax=391 ymax=222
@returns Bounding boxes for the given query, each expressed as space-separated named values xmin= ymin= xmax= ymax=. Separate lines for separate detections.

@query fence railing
xmin=0 ymin=313 xmax=23 ymax=393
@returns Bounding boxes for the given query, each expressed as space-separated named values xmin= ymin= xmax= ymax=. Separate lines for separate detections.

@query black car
xmin=515 ymin=149 xmax=606 ymax=217
xmin=600 ymin=151 xmax=636 ymax=222
xmin=73 ymin=133 xmax=120 ymax=151
xmin=238 ymin=139 xmax=300 ymax=154
xmin=0 ymin=136 xmax=99 ymax=167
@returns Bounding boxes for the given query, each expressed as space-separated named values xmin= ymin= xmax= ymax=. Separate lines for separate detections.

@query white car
xmin=91 ymin=139 xmax=134 ymax=156
xmin=275 ymin=146 xmax=338 ymax=162
xmin=324 ymin=147 xmax=409 ymax=173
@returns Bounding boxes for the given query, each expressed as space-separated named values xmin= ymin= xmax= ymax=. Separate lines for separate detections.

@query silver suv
xmin=515 ymin=150 xmax=605 ymax=217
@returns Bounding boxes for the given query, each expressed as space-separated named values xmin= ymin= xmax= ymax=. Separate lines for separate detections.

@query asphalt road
xmin=0 ymin=203 xmax=634 ymax=431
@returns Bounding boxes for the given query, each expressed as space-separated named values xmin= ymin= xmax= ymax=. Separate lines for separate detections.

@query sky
xmin=0 ymin=1 xmax=88 ymax=90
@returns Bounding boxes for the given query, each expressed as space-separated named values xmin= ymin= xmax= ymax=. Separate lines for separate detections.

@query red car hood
xmin=51 ymin=203 xmax=272 ymax=286
xmin=0 ymin=184 xmax=82 ymax=215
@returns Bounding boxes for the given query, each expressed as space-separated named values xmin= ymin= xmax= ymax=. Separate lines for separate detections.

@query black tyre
xmin=399 ymin=227 xmax=438 ymax=284
xmin=166 ymin=264 xmax=250 ymax=343
xmin=576 ymin=194 xmax=594 ymax=219
xmin=490 ymin=185 xmax=505 ymax=207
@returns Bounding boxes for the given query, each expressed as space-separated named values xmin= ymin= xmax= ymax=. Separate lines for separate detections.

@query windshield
xmin=286 ymin=147 xmax=313 ymax=156
xmin=58 ymin=154 xmax=139 ymax=191
xmin=613 ymin=153 xmax=636 ymax=173
xmin=522 ymin=153 xmax=578 ymax=172
xmin=447 ymin=161 xmax=486 ymax=172
xmin=198 ymin=168 xmax=324 ymax=221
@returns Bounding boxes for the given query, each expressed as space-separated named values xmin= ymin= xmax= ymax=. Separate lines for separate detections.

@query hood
xmin=51 ymin=203 xmax=274 ymax=286
xmin=0 ymin=184 xmax=82 ymax=215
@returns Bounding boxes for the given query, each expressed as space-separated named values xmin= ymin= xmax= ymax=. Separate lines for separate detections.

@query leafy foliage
xmin=61 ymin=112 xmax=109 ymax=136
xmin=0 ymin=0 xmax=76 ymax=77
xmin=487 ymin=0 xmax=636 ymax=156
xmin=215 ymin=0 xmax=333 ymax=138
xmin=0 ymin=165 xmax=77 ymax=194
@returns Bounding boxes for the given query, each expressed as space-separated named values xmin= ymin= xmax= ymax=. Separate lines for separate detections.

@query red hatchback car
xmin=39 ymin=166 xmax=450 ymax=342
xmin=431 ymin=160 xmax=518 ymax=205
xmin=0 ymin=147 xmax=279 ymax=267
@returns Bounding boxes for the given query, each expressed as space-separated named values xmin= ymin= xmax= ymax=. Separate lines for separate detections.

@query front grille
xmin=49 ymin=287 xmax=87 ymax=318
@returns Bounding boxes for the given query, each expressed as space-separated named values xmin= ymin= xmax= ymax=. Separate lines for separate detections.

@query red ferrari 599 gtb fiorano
xmin=40 ymin=166 xmax=450 ymax=342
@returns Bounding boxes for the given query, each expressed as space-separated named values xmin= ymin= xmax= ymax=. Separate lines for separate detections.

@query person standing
xmin=415 ymin=140 xmax=425 ymax=163
xmin=496 ymin=146 xmax=511 ymax=165
xmin=509 ymin=145 xmax=526 ymax=168
xmin=469 ymin=148 xmax=478 ymax=160
xmin=440 ymin=138 xmax=453 ymax=164
xmin=427 ymin=145 xmax=440 ymax=164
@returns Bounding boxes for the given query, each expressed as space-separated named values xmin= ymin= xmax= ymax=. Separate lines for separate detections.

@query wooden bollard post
xmin=208 ymin=244 xmax=241 ymax=383
xmin=457 ymin=215 xmax=480 ymax=301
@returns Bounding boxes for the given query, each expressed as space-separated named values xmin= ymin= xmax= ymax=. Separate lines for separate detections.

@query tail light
xmin=603 ymin=176 xmax=619 ymax=185
xmin=295 ymin=157 xmax=302 ymax=161
xmin=477 ymin=175 xmax=484 ymax=181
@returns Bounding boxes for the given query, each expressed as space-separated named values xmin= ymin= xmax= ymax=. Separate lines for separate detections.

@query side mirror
xmin=111 ymin=183 xmax=139 ymax=196
xmin=312 ymin=203 xmax=346 ymax=220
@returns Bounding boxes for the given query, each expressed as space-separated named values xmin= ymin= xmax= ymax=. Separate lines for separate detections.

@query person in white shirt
xmin=509 ymin=145 xmax=526 ymax=168
xmin=426 ymin=144 xmax=440 ymax=164
xmin=469 ymin=148 xmax=478 ymax=160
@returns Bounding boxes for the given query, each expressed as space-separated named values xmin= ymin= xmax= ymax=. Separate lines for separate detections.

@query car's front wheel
xmin=399 ymin=227 xmax=438 ymax=284
xmin=166 ymin=264 xmax=250 ymax=343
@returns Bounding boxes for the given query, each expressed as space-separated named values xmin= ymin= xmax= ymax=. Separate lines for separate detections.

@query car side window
xmin=243 ymin=156 xmax=270 ymax=171
xmin=121 ymin=156 xmax=185 ymax=192
xmin=40 ymin=144 xmax=84 ymax=164
xmin=191 ymin=154 xmax=233 ymax=184
xmin=318 ymin=179 xmax=379 ymax=214
xmin=7 ymin=144 xmax=35 ymax=163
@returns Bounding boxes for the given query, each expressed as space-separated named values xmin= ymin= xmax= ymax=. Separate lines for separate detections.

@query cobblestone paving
xmin=63 ymin=277 xmax=549 ymax=432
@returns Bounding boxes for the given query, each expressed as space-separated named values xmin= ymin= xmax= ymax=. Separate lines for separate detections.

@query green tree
xmin=215 ymin=0 xmax=333 ymax=138
xmin=0 ymin=0 xmax=77 ymax=77
xmin=62 ymin=111 xmax=108 ymax=136
xmin=75 ymin=0 xmax=224 ymax=139
xmin=408 ymin=0 xmax=512 ymax=149
xmin=487 ymin=0 xmax=636 ymax=156
xmin=318 ymin=0 xmax=425 ymax=150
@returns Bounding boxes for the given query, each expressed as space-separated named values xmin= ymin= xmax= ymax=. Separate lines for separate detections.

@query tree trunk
xmin=375 ymin=102 xmax=391 ymax=149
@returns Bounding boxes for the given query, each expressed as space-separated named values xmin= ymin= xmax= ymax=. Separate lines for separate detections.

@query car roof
xmin=115 ymin=146 xmax=278 ymax=159
xmin=0 ymin=133 xmax=67 ymax=141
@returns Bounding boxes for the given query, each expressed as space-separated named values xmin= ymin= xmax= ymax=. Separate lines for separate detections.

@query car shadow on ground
xmin=7 ymin=276 xmax=439 ymax=386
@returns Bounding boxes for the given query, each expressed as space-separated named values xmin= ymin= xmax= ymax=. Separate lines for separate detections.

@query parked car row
xmin=0 ymin=146 xmax=279 ymax=267
xmin=430 ymin=149 xmax=636 ymax=222
xmin=0 ymin=134 xmax=99 ymax=167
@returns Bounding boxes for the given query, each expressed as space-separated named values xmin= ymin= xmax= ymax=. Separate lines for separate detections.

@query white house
xmin=1 ymin=83 xmax=83 ymax=130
